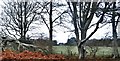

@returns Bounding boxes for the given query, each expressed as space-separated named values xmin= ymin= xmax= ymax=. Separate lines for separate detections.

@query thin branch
xmin=26 ymin=13 xmax=36 ymax=32
xmin=41 ymin=15 xmax=50 ymax=30
xmin=52 ymin=11 xmax=67 ymax=23
xmin=67 ymin=2 xmax=73 ymax=16
xmin=115 ymin=16 xmax=120 ymax=28
xmin=6 ymin=27 xmax=17 ymax=39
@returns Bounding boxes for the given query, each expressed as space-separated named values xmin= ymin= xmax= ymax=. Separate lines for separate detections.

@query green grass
xmin=96 ymin=47 xmax=113 ymax=57
xmin=52 ymin=46 xmax=120 ymax=57
xmin=52 ymin=46 xmax=78 ymax=55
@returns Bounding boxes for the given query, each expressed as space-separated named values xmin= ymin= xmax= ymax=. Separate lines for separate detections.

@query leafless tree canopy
xmin=1 ymin=1 xmax=41 ymax=40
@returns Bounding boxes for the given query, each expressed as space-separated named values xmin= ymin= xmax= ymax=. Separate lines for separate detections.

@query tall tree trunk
xmin=72 ymin=2 xmax=88 ymax=59
xmin=49 ymin=1 xmax=53 ymax=53
xmin=112 ymin=20 xmax=119 ymax=58
xmin=112 ymin=2 xmax=119 ymax=58
xmin=24 ymin=2 xmax=27 ymax=40
xmin=72 ymin=2 xmax=84 ymax=59
xmin=78 ymin=29 xmax=87 ymax=59
xmin=20 ymin=2 xmax=23 ymax=39
xmin=112 ymin=38 xmax=119 ymax=58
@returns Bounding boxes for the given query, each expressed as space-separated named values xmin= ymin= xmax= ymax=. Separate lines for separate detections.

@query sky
xmin=0 ymin=0 xmax=119 ymax=43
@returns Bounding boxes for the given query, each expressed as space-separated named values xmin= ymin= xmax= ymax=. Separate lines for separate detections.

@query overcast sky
xmin=0 ymin=0 xmax=119 ymax=43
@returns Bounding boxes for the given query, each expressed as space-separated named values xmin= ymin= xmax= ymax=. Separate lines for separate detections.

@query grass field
xmin=52 ymin=46 xmax=120 ymax=57
xmin=53 ymin=46 xmax=78 ymax=55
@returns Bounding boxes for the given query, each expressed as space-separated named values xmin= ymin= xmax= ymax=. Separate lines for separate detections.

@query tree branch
xmin=52 ymin=11 xmax=67 ymax=23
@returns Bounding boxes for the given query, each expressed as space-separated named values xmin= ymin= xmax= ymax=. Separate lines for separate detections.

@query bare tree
xmin=0 ymin=0 xmax=41 ymax=42
xmin=35 ymin=0 xmax=67 ymax=53
xmin=67 ymin=1 xmax=111 ymax=59
xmin=96 ymin=2 xmax=120 ymax=58
xmin=111 ymin=2 xmax=119 ymax=58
